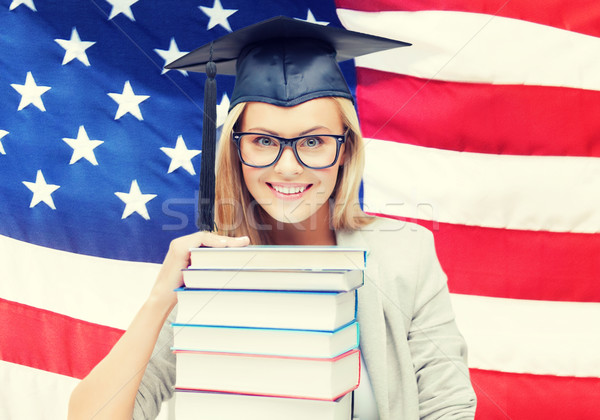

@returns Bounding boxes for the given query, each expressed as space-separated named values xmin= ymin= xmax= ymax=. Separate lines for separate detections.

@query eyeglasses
xmin=232 ymin=131 xmax=347 ymax=169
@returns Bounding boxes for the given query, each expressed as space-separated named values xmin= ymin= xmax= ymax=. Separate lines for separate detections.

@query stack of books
xmin=172 ymin=245 xmax=366 ymax=420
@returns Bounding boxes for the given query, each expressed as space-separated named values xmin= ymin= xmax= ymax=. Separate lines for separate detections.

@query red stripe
xmin=370 ymin=214 xmax=600 ymax=302
xmin=471 ymin=368 xmax=600 ymax=419
xmin=356 ymin=68 xmax=600 ymax=157
xmin=0 ymin=298 xmax=124 ymax=379
xmin=335 ymin=0 xmax=600 ymax=38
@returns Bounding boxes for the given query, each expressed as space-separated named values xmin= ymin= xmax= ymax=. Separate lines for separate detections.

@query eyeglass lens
xmin=239 ymin=134 xmax=339 ymax=168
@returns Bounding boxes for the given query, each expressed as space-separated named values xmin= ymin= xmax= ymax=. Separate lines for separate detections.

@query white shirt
xmin=353 ymin=352 xmax=379 ymax=420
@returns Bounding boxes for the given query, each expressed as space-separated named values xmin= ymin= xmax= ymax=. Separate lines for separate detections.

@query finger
xmin=225 ymin=235 xmax=251 ymax=247
xmin=200 ymin=233 xmax=250 ymax=248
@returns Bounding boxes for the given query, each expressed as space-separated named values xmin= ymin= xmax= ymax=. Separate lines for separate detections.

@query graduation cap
xmin=166 ymin=16 xmax=409 ymax=231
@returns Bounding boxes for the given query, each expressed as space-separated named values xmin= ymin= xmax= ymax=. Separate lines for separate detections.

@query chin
xmin=264 ymin=208 xmax=312 ymax=225
xmin=263 ymin=200 xmax=328 ymax=227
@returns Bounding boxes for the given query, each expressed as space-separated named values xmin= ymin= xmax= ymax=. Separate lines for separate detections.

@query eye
xmin=254 ymin=136 xmax=277 ymax=147
xmin=299 ymin=137 xmax=323 ymax=148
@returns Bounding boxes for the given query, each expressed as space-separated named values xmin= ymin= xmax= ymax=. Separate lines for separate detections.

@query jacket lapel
xmin=337 ymin=228 xmax=390 ymax=419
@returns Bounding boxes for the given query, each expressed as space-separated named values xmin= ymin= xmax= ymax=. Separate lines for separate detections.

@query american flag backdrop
xmin=1 ymin=0 xmax=599 ymax=419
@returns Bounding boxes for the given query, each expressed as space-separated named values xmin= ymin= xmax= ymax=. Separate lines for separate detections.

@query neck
xmin=266 ymin=202 xmax=337 ymax=246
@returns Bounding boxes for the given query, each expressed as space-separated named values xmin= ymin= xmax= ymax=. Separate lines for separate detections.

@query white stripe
xmin=0 ymin=235 xmax=160 ymax=329
xmin=0 ymin=361 xmax=79 ymax=420
xmin=338 ymin=9 xmax=600 ymax=92
xmin=0 ymin=362 xmax=173 ymax=420
xmin=450 ymin=294 xmax=600 ymax=377
xmin=362 ymin=139 xmax=600 ymax=233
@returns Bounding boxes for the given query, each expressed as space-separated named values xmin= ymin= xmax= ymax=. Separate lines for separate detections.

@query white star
xmin=106 ymin=0 xmax=139 ymax=21
xmin=22 ymin=170 xmax=60 ymax=210
xmin=160 ymin=135 xmax=201 ymax=175
xmin=297 ymin=10 xmax=329 ymax=26
xmin=55 ymin=27 xmax=96 ymax=66
xmin=199 ymin=0 xmax=237 ymax=32
xmin=11 ymin=72 xmax=51 ymax=112
xmin=0 ymin=130 xmax=8 ymax=155
xmin=9 ymin=0 xmax=36 ymax=11
xmin=107 ymin=81 xmax=149 ymax=120
xmin=115 ymin=180 xmax=157 ymax=220
xmin=154 ymin=38 xmax=189 ymax=75
xmin=62 ymin=126 xmax=104 ymax=165
xmin=216 ymin=93 xmax=230 ymax=128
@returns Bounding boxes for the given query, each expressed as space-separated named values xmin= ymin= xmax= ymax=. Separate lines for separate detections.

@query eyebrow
xmin=244 ymin=126 xmax=331 ymax=136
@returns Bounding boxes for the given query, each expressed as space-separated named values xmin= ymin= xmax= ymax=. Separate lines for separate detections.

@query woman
xmin=68 ymin=17 xmax=476 ymax=420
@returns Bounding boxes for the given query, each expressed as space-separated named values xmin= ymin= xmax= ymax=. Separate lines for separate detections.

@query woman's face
xmin=239 ymin=98 xmax=345 ymax=225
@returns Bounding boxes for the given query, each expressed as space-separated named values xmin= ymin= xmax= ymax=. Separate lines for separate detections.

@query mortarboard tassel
xmin=197 ymin=43 xmax=217 ymax=231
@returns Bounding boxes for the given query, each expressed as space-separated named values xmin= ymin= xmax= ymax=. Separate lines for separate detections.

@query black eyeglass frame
xmin=232 ymin=131 xmax=348 ymax=169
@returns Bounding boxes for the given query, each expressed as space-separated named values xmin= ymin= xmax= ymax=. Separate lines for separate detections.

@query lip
xmin=267 ymin=182 xmax=312 ymax=201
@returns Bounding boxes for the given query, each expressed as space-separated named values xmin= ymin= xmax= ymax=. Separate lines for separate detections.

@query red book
xmin=174 ymin=348 xmax=361 ymax=401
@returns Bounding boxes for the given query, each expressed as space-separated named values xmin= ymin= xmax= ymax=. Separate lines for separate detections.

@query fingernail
xmin=236 ymin=236 xmax=249 ymax=240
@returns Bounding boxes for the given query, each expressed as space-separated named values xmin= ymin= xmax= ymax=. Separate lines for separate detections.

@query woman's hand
xmin=68 ymin=231 xmax=249 ymax=420
xmin=149 ymin=231 xmax=250 ymax=308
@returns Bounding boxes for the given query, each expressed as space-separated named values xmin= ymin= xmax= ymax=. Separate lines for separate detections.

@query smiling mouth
xmin=267 ymin=183 xmax=312 ymax=195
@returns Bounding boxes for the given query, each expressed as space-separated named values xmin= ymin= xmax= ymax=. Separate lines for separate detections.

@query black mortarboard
xmin=165 ymin=16 xmax=409 ymax=231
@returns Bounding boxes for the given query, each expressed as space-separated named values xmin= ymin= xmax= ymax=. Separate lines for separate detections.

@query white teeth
xmin=272 ymin=185 xmax=306 ymax=194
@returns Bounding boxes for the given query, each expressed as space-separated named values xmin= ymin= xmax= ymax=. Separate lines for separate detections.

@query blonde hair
xmin=214 ymin=97 xmax=374 ymax=244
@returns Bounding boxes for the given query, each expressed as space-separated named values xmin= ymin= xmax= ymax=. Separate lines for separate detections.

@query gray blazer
xmin=134 ymin=218 xmax=476 ymax=419
xmin=337 ymin=217 xmax=476 ymax=419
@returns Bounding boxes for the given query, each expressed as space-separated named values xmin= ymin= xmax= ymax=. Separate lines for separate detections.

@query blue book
xmin=182 ymin=268 xmax=364 ymax=292
xmin=175 ymin=288 xmax=357 ymax=331
xmin=172 ymin=321 xmax=359 ymax=359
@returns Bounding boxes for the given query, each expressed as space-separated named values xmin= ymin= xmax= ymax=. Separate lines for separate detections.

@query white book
xmin=172 ymin=321 xmax=359 ymax=358
xmin=189 ymin=245 xmax=366 ymax=270
xmin=182 ymin=268 xmax=364 ymax=292
xmin=175 ymin=390 xmax=352 ymax=420
xmin=175 ymin=288 xmax=357 ymax=331
xmin=174 ymin=348 xmax=361 ymax=401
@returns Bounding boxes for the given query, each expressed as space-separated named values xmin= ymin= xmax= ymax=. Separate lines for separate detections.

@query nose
xmin=273 ymin=146 xmax=303 ymax=175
